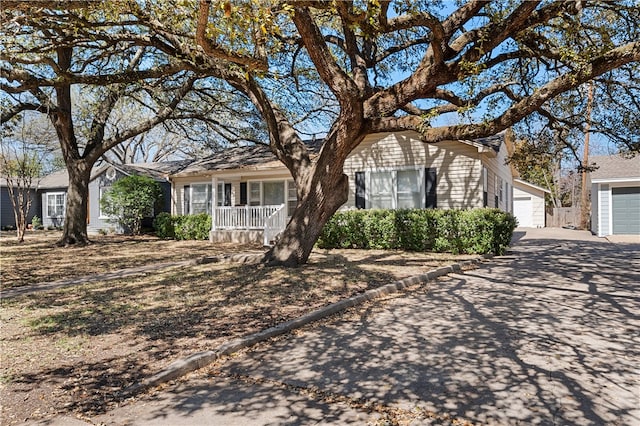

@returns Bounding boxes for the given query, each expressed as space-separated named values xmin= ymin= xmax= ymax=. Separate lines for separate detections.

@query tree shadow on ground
xmin=2 ymin=255 xmax=412 ymax=421
xmin=126 ymin=237 xmax=640 ymax=425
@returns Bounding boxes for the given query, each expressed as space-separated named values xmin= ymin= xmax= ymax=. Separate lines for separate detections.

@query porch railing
xmin=214 ymin=205 xmax=284 ymax=230
xmin=213 ymin=205 xmax=288 ymax=246
xmin=263 ymin=204 xmax=287 ymax=246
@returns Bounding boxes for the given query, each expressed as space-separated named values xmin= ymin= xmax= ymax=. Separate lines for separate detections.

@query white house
xmin=512 ymin=179 xmax=550 ymax=228
xmin=590 ymin=155 xmax=640 ymax=237
xmin=169 ymin=131 xmax=529 ymax=245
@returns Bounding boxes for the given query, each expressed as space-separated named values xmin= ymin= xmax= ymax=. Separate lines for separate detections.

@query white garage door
xmin=513 ymin=196 xmax=533 ymax=227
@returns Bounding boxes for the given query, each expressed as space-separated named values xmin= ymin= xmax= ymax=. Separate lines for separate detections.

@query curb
xmin=126 ymin=256 xmax=486 ymax=395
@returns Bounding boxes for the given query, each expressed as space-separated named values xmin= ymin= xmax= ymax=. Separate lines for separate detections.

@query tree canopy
xmin=1 ymin=1 xmax=638 ymax=263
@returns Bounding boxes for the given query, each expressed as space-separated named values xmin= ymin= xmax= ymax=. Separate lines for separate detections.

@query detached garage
xmin=590 ymin=155 xmax=640 ymax=237
xmin=513 ymin=179 xmax=550 ymax=228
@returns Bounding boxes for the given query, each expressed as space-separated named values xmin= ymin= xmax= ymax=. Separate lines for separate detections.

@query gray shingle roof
xmin=38 ymin=169 xmax=69 ymax=189
xmin=173 ymin=144 xmax=277 ymax=176
xmin=172 ymin=141 xmax=322 ymax=176
xmin=114 ymin=161 xmax=192 ymax=181
xmin=590 ymin=155 xmax=640 ymax=180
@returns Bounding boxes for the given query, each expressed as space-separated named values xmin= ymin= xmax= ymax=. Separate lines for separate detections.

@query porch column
xmin=211 ymin=176 xmax=217 ymax=232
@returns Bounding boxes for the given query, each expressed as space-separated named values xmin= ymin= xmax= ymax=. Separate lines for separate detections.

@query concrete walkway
xmin=33 ymin=228 xmax=640 ymax=425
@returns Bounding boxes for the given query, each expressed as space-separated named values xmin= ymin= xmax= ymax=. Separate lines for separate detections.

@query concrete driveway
xmin=80 ymin=228 xmax=640 ymax=425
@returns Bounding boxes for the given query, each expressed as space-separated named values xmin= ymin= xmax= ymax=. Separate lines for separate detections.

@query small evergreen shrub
xmin=317 ymin=208 xmax=516 ymax=255
xmin=174 ymin=213 xmax=211 ymax=240
xmin=153 ymin=213 xmax=211 ymax=240
xmin=153 ymin=212 xmax=175 ymax=239
xmin=31 ymin=215 xmax=42 ymax=230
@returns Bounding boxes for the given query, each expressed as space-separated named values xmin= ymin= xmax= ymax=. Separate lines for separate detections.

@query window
xmin=287 ymin=180 xmax=297 ymax=216
xmin=217 ymin=183 xmax=224 ymax=207
xmin=99 ymin=186 xmax=113 ymax=218
xmin=499 ymin=177 xmax=504 ymax=202
xmin=246 ymin=180 xmax=296 ymax=215
xmin=249 ymin=182 xmax=261 ymax=206
xmin=362 ymin=169 xmax=425 ymax=210
xmin=369 ymin=171 xmax=394 ymax=209
xmin=263 ymin=181 xmax=285 ymax=206
xmin=190 ymin=184 xmax=212 ymax=214
xmin=46 ymin=192 xmax=66 ymax=217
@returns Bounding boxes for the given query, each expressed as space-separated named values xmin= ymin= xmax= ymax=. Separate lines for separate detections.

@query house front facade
xmin=168 ymin=131 xmax=524 ymax=245
xmin=9 ymin=162 xmax=182 ymax=234
xmin=342 ymin=131 xmax=514 ymax=213
xmin=590 ymin=155 xmax=640 ymax=237
xmin=87 ymin=162 xmax=183 ymax=233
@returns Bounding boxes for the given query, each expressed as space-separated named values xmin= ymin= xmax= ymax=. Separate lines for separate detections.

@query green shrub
xmin=100 ymin=175 xmax=163 ymax=235
xmin=153 ymin=212 xmax=175 ymax=239
xmin=31 ymin=215 xmax=42 ymax=230
xmin=318 ymin=208 xmax=516 ymax=255
xmin=174 ymin=213 xmax=211 ymax=240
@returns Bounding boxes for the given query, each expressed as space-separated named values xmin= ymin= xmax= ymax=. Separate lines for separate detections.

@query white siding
xmin=591 ymin=183 xmax=599 ymax=236
xmin=513 ymin=184 xmax=546 ymax=227
xmin=343 ymin=131 xmax=484 ymax=209
xmin=481 ymin=141 xmax=513 ymax=212
xmin=171 ymin=172 xmax=293 ymax=215
xmin=599 ymin=184 xmax=610 ymax=236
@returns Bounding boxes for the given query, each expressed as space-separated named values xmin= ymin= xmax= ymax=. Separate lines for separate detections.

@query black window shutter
xmin=355 ymin=171 xmax=366 ymax=209
xmin=183 ymin=185 xmax=190 ymax=215
xmin=425 ymin=168 xmax=437 ymax=209
xmin=240 ymin=182 xmax=247 ymax=205
xmin=224 ymin=183 xmax=232 ymax=206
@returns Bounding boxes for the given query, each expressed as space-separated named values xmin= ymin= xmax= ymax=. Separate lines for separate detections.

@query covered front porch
xmin=211 ymin=203 xmax=287 ymax=246
xmin=206 ymin=176 xmax=295 ymax=246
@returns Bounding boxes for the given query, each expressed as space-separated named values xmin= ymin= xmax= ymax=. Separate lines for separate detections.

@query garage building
xmin=513 ymin=179 xmax=550 ymax=228
xmin=590 ymin=155 xmax=640 ymax=237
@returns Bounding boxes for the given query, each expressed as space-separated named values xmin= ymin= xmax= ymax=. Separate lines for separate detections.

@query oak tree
xmin=151 ymin=0 xmax=639 ymax=265
xmin=3 ymin=1 xmax=639 ymax=263
xmin=0 ymin=2 xmax=260 ymax=245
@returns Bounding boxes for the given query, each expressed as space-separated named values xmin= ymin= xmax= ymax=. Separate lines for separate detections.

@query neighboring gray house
xmin=0 ymin=177 xmax=39 ymax=230
xmin=87 ymin=162 xmax=188 ymax=233
xmin=39 ymin=169 xmax=70 ymax=229
xmin=590 ymin=154 xmax=640 ymax=237
xmin=6 ymin=161 xmax=188 ymax=233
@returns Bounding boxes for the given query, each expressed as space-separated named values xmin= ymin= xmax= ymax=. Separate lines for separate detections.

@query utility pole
xmin=580 ymin=82 xmax=594 ymax=230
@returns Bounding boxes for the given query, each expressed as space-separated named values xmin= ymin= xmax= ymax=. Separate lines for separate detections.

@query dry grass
xmin=0 ymin=231 xmax=263 ymax=289
xmin=0 ymin=231 xmax=474 ymax=425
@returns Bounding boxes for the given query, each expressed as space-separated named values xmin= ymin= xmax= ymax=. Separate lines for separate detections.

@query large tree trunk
xmin=57 ymin=162 xmax=91 ymax=246
xmin=263 ymin=166 xmax=350 ymax=266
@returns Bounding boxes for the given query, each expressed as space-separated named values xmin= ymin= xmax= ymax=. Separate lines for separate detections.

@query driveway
xmin=74 ymin=228 xmax=640 ymax=425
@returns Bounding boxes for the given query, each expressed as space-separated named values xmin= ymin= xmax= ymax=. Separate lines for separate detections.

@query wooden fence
xmin=546 ymin=207 xmax=581 ymax=228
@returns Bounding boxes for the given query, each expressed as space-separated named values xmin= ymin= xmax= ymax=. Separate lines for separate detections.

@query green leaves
xmin=99 ymin=174 xmax=163 ymax=235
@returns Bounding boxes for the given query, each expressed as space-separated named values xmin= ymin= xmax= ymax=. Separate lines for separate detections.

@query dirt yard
xmin=0 ymin=231 xmax=475 ymax=425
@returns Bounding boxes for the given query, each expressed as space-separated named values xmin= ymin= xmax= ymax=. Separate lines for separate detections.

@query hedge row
xmin=153 ymin=212 xmax=211 ymax=240
xmin=317 ymin=208 xmax=517 ymax=255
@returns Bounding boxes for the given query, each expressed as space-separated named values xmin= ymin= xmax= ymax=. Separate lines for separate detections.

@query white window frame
xmin=246 ymin=179 xmax=297 ymax=216
xmin=364 ymin=167 xmax=424 ymax=210
xmin=98 ymin=186 xmax=115 ymax=219
xmin=46 ymin=192 xmax=66 ymax=218
xmin=189 ymin=183 xmax=213 ymax=215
